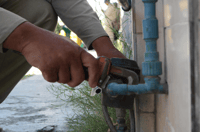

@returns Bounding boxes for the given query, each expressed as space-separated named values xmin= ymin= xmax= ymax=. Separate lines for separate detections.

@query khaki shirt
xmin=0 ymin=0 xmax=108 ymax=103
xmin=0 ymin=0 xmax=108 ymax=52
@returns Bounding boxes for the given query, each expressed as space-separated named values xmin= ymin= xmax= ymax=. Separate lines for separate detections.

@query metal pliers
xmin=90 ymin=56 xmax=140 ymax=96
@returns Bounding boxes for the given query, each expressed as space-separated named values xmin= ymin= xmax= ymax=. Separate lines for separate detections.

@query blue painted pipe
xmin=106 ymin=0 xmax=168 ymax=95
xmin=142 ymin=0 xmax=162 ymax=76
xmin=107 ymin=78 xmax=168 ymax=96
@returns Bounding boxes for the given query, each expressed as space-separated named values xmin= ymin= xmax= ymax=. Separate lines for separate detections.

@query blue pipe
xmin=107 ymin=78 xmax=168 ymax=96
xmin=142 ymin=0 xmax=162 ymax=76
xmin=106 ymin=0 xmax=168 ymax=95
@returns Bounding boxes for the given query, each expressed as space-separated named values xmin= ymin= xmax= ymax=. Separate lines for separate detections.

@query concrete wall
xmin=156 ymin=0 xmax=191 ymax=131
xmin=127 ymin=0 xmax=192 ymax=131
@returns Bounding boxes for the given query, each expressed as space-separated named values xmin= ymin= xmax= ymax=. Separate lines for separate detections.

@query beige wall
xmin=132 ymin=0 xmax=191 ymax=131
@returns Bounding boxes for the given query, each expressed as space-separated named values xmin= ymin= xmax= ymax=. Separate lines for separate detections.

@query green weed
xmin=48 ymin=2 xmax=133 ymax=132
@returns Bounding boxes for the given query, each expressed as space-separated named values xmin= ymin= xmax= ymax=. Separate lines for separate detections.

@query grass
xmin=49 ymin=3 xmax=133 ymax=132
xmin=47 ymin=81 xmax=110 ymax=131
xmin=47 ymin=81 xmax=131 ymax=132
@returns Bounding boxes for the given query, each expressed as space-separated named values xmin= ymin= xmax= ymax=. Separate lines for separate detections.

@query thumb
xmin=81 ymin=50 xmax=101 ymax=88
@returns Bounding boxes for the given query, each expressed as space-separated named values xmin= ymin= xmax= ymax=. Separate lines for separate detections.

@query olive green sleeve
xmin=49 ymin=0 xmax=108 ymax=50
xmin=0 ymin=7 xmax=27 ymax=53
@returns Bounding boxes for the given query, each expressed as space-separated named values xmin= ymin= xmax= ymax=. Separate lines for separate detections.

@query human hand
xmin=3 ymin=22 xmax=101 ymax=88
xmin=92 ymin=36 xmax=126 ymax=59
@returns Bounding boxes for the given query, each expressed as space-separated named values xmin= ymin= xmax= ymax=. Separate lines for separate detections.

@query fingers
xmin=57 ymin=66 xmax=70 ymax=84
xmin=42 ymin=50 xmax=100 ymax=88
xmin=67 ymin=61 xmax=85 ymax=87
xmin=87 ymin=61 xmax=100 ymax=88
xmin=81 ymin=51 xmax=101 ymax=88
xmin=42 ymin=62 xmax=85 ymax=87
xmin=42 ymin=69 xmax=58 ymax=83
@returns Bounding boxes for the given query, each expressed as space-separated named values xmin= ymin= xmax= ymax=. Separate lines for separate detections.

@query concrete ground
xmin=0 ymin=50 xmax=97 ymax=132
xmin=0 ymin=75 xmax=72 ymax=132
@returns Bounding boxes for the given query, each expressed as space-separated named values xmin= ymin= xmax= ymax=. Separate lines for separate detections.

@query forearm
xmin=92 ymin=36 xmax=126 ymax=59
xmin=49 ymin=0 xmax=108 ymax=49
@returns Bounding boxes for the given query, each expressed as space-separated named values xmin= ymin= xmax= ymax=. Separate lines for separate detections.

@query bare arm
xmin=3 ymin=22 xmax=101 ymax=88
xmin=48 ymin=0 xmax=126 ymax=58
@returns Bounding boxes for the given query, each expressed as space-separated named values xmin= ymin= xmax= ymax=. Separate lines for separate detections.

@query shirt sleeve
xmin=50 ymin=0 xmax=108 ymax=50
xmin=0 ymin=7 xmax=27 ymax=53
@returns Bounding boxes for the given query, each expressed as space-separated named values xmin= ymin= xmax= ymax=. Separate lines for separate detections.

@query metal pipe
xmin=102 ymin=105 xmax=135 ymax=132
xmin=129 ymin=108 xmax=135 ymax=132
xmin=106 ymin=0 xmax=168 ymax=95
xmin=107 ymin=77 xmax=168 ymax=96
xmin=101 ymin=0 xmax=168 ymax=132
xmin=116 ymin=108 xmax=127 ymax=131
xmin=102 ymin=105 xmax=117 ymax=132
xmin=142 ymin=0 xmax=162 ymax=76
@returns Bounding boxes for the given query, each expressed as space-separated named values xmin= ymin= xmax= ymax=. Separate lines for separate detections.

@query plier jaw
xmin=97 ymin=56 xmax=140 ymax=88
